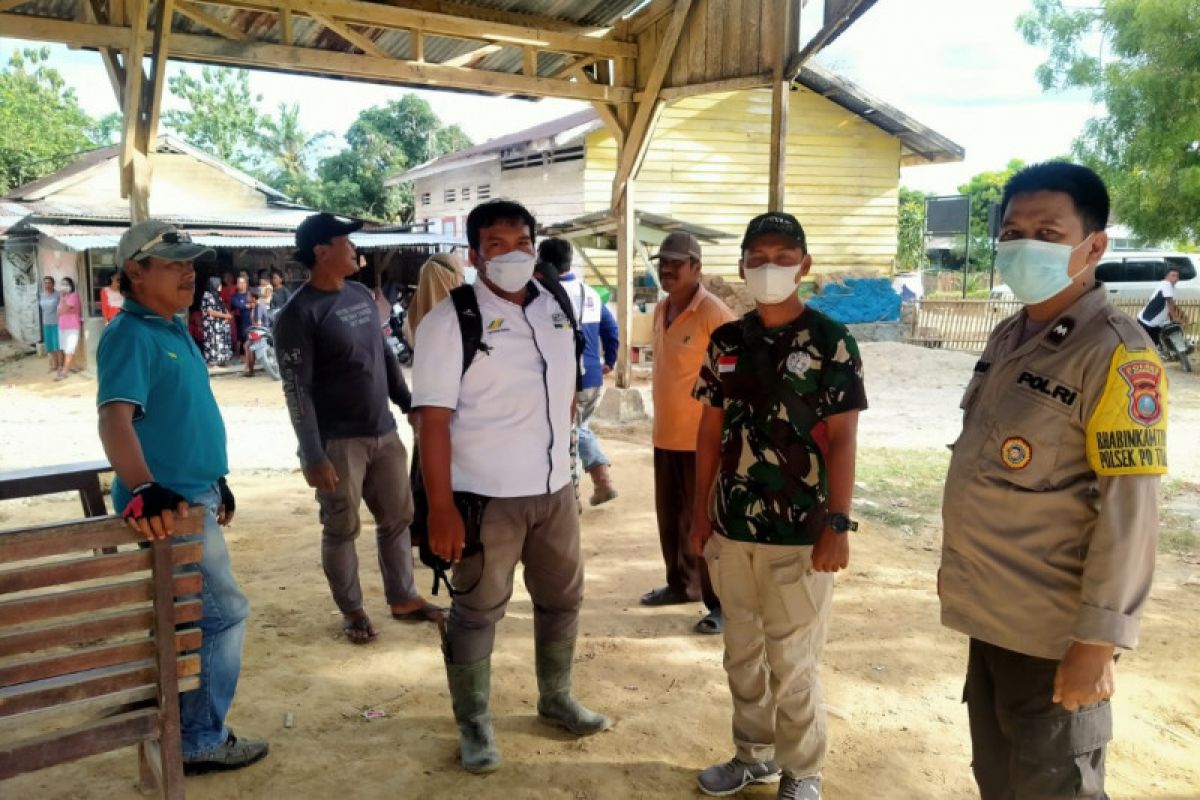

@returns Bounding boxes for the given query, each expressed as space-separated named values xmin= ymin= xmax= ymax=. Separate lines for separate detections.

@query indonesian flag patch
xmin=718 ymin=355 xmax=738 ymax=373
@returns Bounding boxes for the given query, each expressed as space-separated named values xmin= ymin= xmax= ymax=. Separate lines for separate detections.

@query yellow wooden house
xmin=393 ymin=62 xmax=962 ymax=281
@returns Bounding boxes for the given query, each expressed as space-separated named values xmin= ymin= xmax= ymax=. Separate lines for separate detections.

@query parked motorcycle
xmin=1159 ymin=320 xmax=1193 ymax=373
xmin=246 ymin=324 xmax=280 ymax=380
xmin=385 ymin=287 xmax=415 ymax=366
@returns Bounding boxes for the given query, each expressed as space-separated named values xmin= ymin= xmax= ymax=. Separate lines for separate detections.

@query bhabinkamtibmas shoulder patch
xmin=1086 ymin=344 xmax=1168 ymax=476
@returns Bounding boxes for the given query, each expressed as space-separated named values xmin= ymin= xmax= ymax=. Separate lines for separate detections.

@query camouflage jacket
xmin=693 ymin=306 xmax=867 ymax=545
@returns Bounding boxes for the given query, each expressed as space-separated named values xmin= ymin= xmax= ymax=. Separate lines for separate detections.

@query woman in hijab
xmin=403 ymin=251 xmax=464 ymax=345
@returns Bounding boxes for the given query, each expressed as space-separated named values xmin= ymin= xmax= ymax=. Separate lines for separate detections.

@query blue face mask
xmin=995 ymin=235 xmax=1094 ymax=305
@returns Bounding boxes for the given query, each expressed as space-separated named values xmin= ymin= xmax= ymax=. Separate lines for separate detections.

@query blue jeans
xmin=178 ymin=486 xmax=251 ymax=756
xmin=576 ymin=387 xmax=609 ymax=471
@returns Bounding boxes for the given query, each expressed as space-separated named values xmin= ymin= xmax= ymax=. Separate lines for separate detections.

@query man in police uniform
xmin=941 ymin=162 xmax=1165 ymax=798
xmin=413 ymin=200 xmax=609 ymax=775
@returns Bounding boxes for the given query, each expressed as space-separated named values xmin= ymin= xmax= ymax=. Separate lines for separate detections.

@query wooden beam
xmin=411 ymin=28 xmax=424 ymax=62
xmin=309 ymin=12 xmax=389 ymax=59
xmin=550 ymin=54 xmax=601 ymax=80
xmin=119 ymin=0 xmax=149 ymax=210
xmin=590 ymin=102 xmax=624 ymax=148
xmin=614 ymin=179 xmax=635 ymax=389
xmin=175 ymin=0 xmax=251 ymax=41
xmin=144 ymin=0 xmax=176 ymax=146
xmin=522 ymin=45 xmax=536 ymax=77
xmin=82 ymin=0 xmax=128 ymax=105
xmin=382 ymin=0 xmax=593 ymax=34
xmin=0 ymin=16 xmax=635 ymax=103
xmin=654 ymin=72 xmax=772 ymax=102
xmin=626 ymin=0 xmax=674 ymax=36
xmin=228 ymin=0 xmax=637 ymax=58
xmin=611 ymin=0 xmax=692 ymax=207
xmin=0 ymin=0 xmax=28 ymax=12
xmin=279 ymin=5 xmax=292 ymax=44
xmin=767 ymin=0 xmax=792 ymax=211
xmin=441 ymin=43 xmax=501 ymax=68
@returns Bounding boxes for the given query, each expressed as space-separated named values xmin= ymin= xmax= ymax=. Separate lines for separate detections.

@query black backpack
xmin=411 ymin=275 xmax=585 ymax=595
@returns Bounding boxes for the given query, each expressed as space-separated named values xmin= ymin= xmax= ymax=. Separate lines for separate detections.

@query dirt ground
xmin=1 ymin=342 xmax=1198 ymax=799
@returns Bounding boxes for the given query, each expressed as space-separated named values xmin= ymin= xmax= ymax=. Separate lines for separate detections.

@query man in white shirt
xmin=412 ymin=200 xmax=609 ymax=775
xmin=1137 ymin=266 xmax=1182 ymax=346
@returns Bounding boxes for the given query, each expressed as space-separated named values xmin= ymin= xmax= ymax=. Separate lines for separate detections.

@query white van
xmin=991 ymin=251 xmax=1199 ymax=302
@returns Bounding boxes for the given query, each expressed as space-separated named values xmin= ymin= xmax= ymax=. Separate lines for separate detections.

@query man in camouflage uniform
xmin=691 ymin=212 xmax=867 ymax=800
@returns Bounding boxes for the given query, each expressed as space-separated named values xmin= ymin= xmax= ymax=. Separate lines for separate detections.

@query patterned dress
xmin=201 ymin=290 xmax=233 ymax=366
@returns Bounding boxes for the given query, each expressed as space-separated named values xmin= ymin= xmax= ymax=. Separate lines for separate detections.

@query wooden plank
xmin=627 ymin=0 xmax=674 ymax=36
xmin=0 ymin=16 xmax=634 ymax=103
xmin=742 ymin=0 xmax=762 ymax=76
xmin=522 ymin=45 xmax=537 ymax=77
xmin=720 ymin=0 xmax=743 ymax=80
xmin=0 ymin=655 xmax=199 ymax=719
xmin=175 ymin=0 xmax=250 ymax=40
xmin=704 ymin=0 xmax=723 ymax=81
xmin=0 ymin=0 xmax=28 ymax=12
xmin=0 ymin=541 xmax=203 ymax=595
xmin=81 ymin=0 xmax=127 ymax=106
xmin=768 ymin=78 xmax=789 ymax=210
xmin=119 ymin=0 xmax=149 ymax=204
xmin=280 ymin=5 xmax=292 ymax=44
xmin=441 ymin=43 xmax=502 ymax=68
xmin=151 ymin=535 xmax=185 ymax=797
xmin=653 ymin=72 xmax=770 ymax=102
xmin=0 ymin=573 xmax=202 ymax=628
xmin=309 ymin=12 xmax=389 ymax=58
xmin=0 ymin=708 xmax=157 ymax=780
xmin=0 ymin=629 xmax=200 ymax=687
xmin=0 ymin=600 xmax=203 ymax=659
xmin=0 ymin=676 xmax=198 ymax=738
xmin=0 ymin=513 xmax=203 ymax=565
xmin=614 ymin=182 xmax=635 ymax=389
xmin=613 ymin=0 xmax=693 ymax=206
xmin=0 ymin=460 xmax=111 ymax=501
xmin=411 ymin=28 xmax=424 ymax=61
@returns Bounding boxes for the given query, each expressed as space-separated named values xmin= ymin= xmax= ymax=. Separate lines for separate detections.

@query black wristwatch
xmin=828 ymin=513 xmax=858 ymax=533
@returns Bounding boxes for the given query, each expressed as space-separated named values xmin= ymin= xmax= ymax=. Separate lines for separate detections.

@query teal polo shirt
xmin=97 ymin=298 xmax=228 ymax=509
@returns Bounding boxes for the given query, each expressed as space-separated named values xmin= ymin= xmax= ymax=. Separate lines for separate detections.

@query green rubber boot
xmin=445 ymin=657 xmax=500 ymax=773
xmin=535 ymin=639 xmax=611 ymax=736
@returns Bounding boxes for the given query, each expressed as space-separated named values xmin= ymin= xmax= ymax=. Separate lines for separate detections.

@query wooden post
xmin=767 ymin=0 xmax=793 ymax=212
xmin=150 ymin=536 xmax=185 ymax=799
xmin=614 ymin=179 xmax=635 ymax=390
xmin=119 ymin=0 xmax=149 ymax=220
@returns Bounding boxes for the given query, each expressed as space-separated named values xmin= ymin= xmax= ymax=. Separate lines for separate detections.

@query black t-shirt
xmin=274 ymin=281 xmax=410 ymax=466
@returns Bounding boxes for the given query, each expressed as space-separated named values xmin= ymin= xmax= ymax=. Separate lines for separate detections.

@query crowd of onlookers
xmin=189 ymin=269 xmax=292 ymax=375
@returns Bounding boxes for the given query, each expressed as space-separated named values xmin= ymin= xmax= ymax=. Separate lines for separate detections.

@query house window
xmin=421 ymin=192 xmax=431 ymax=206
xmin=478 ymin=184 xmax=491 ymax=200
xmin=461 ymin=186 xmax=471 ymax=201
xmin=444 ymin=188 xmax=456 ymax=203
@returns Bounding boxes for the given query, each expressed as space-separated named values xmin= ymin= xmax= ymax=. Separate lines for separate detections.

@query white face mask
xmin=994 ymin=235 xmax=1093 ymax=305
xmin=744 ymin=262 xmax=801 ymax=305
xmin=483 ymin=250 xmax=535 ymax=293
xmin=462 ymin=266 xmax=478 ymax=285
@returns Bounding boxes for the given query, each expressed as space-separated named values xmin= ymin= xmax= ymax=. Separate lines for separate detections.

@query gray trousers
xmin=316 ymin=431 xmax=419 ymax=614
xmin=965 ymin=638 xmax=1112 ymax=800
xmin=445 ymin=484 xmax=583 ymax=664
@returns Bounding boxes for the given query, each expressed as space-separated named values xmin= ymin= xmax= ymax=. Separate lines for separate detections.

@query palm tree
xmin=259 ymin=103 xmax=330 ymax=197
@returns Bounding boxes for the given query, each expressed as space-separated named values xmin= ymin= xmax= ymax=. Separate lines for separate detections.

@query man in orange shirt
xmin=645 ymin=232 xmax=736 ymax=634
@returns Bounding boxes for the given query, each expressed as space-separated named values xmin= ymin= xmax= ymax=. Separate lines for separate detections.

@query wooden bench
xmin=0 ymin=512 xmax=205 ymax=799
xmin=0 ymin=460 xmax=114 ymax=517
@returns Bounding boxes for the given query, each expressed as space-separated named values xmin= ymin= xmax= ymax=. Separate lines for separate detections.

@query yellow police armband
xmin=1085 ymin=344 xmax=1168 ymax=476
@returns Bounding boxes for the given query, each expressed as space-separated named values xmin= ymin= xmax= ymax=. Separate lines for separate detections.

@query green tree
xmin=87 ymin=112 xmax=124 ymax=147
xmin=896 ymin=187 xmax=928 ymax=272
xmin=1018 ymin=0 xmax=1200 ymax=242
xmin=0 ymin=48 xmax=96 ymax=193
xmin=259 ymin=103 xmax=331 ymax=203
xmin=163 ymin=67 xmax=265 ymax=172
xmin=957 ymin=158 xmax=1025 ymax=268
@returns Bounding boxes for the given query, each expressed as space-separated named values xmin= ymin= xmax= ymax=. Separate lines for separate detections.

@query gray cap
xmin=116 ymin=220 xmax=215 ymax=266
xmin=649 ymin=231 xmax=702 ymax=261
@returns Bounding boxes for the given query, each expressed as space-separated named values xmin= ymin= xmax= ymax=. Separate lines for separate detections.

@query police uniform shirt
xmin=412 ymin=279 xmax=577 ymax=498
xmin=692 ymin=306 xmax=868 ymax=545
xmin=97 ymin=299 xmax=229 ymax=509
xmin=940 ymin=283 xmax=1166 ymax=661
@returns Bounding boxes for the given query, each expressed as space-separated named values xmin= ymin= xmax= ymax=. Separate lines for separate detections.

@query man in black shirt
xmin=275 ymin=213 xmax=441 ymax=644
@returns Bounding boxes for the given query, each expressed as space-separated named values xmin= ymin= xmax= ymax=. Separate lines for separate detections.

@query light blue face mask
xmin=994 ymin=235 xmax=1094 ymax=305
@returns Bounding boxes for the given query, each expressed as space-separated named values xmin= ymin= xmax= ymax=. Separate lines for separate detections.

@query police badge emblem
xmin=1000 ymin=436 xmax=1033 ymax=470
xmin=786 ymin=351 xmax=813 ymax=375
xmin=1117 ymin=360 xmax=1163 ymax=427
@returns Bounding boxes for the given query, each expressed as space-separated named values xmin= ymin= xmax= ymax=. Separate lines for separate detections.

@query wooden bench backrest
xmin=0 ymin=512 xmax=204 ymax=787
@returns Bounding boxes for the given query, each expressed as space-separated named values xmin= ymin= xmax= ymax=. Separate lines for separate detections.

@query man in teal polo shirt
xmin=97 ymin=220 xmax=269 ymax=775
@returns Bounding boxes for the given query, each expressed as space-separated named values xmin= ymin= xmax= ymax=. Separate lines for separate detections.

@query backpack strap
xmin=450 ymin=284 xmax=488 ymax=375
xmin=537 ymin=275 xmax=586 ymax=392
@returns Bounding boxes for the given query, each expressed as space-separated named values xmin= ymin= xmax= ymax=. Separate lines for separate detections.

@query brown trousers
xmin=316 ymin=431 xmax=418 ymax=614
xmin=444 ymin=484 xmax=583 ymax=665
xmin=653 ymin=448 xmax=718 ymax=609
xmin=965 ymin=638 xmax=1111 ymax=800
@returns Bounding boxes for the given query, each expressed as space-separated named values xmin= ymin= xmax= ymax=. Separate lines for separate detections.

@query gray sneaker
xmin=777 ymin=775 xmax=821 ymax=800
xmin=182 ymin=730 xmax=270 ymax=775
xmin=697 ymin=757 xmax=782 ymax=796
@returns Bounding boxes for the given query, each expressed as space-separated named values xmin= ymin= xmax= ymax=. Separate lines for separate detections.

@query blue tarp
xmin=806 ymin=277 xmax=902 ymax=323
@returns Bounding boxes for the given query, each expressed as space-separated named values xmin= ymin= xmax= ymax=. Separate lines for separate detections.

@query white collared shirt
xmin=412 ymin=280 xmax=576 ymax=497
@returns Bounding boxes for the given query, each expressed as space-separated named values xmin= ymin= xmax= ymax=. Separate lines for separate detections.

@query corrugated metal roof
xmin=24 ymin=224 xmax=465 ymax=252
xmin=541 ymin=210 xmax=733 ymax=241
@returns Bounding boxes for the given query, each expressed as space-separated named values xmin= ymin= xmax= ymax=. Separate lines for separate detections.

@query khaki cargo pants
xmin=704 ymin=534 xmax=834 ymax=779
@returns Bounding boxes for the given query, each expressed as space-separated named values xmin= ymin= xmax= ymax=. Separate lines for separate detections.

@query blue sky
xmin=1 ymin=0 xmax=1101 ymax=194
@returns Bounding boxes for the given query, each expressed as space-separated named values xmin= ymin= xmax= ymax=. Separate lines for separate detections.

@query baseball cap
xmin=295 ymin=212 xmax=364 ymax=259
xmin=116 ymin=220 xmax=214 ymax=265
xmin=649 ymin=231 xmax=702 ymax=261
xmin=741 ymin=212 xmax=807 ymax=252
